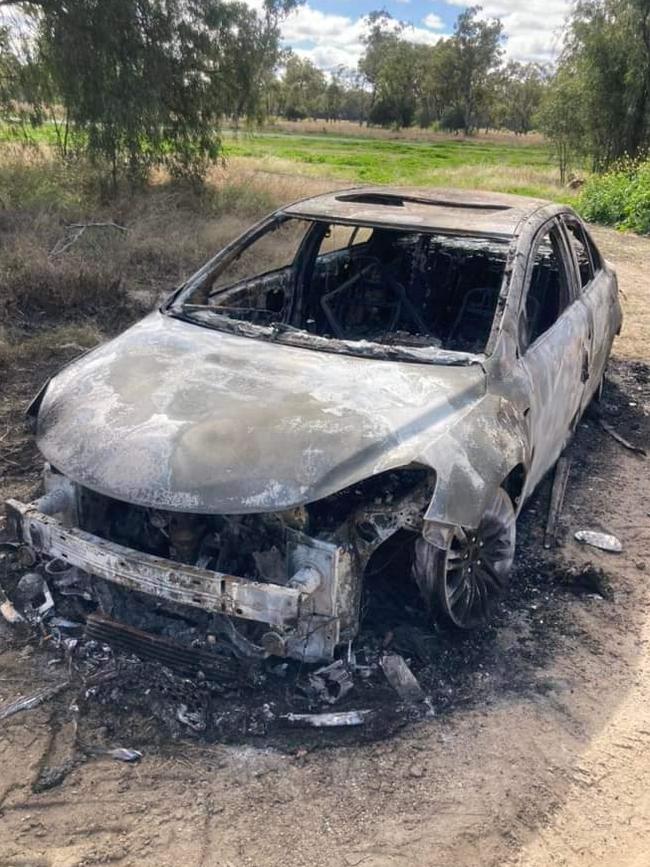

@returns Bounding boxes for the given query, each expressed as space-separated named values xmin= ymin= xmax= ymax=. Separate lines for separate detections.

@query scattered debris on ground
xmin=281 ymin=710 xmax=373 ymax=728
xmin=0 ymin=680 xmax=70 ymax=722
xmin=575 ymin=530 xmax=623 ymax=553
xmin=380 ymin=653 xmax=425 ymax=703
xmin=0 ymin=357 xmax=647 ymax=766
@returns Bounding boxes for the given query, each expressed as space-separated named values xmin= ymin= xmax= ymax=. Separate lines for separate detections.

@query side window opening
xmin=187 ymin=219 xmax=312 ymax=323
xmin=317 ymin=224 xmax=373 ymax=256
xmin=520 ymin=227 xmax=572 ymax=350
xmin=565 ymin=221 xmax=595 ymax=289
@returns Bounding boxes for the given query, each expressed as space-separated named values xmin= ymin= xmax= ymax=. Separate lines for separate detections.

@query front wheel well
xmin=501 ymin=463 xmax=527 ymax=511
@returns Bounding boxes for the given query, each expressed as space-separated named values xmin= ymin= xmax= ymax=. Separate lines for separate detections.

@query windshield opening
xmin=172 ymin=217 xmax=509 ymax=357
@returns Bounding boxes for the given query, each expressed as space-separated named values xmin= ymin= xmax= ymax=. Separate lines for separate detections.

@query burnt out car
xmin=4 ymin=188 xmax=622 ymax=662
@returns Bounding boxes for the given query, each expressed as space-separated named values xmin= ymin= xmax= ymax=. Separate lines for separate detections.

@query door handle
xmin=581 ymin=349 xmax=590 ymax=383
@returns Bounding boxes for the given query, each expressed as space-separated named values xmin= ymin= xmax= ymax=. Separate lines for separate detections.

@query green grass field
xmin=222 ymin=130 xmax=573 ymax=201
xmin=0 ymin=120 xmax=574 ymax=203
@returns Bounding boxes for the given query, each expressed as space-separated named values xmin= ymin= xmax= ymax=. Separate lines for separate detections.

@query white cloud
xmin=442 ymin=0 xmax=571 ymax=62
xmin=423 ymin=13 xmax=445 ymax=31
xmin=403 ymin=23 xmax=447 ymax=47
xmin=280 ymin=4 xmax=447 ymax=71
xmin=281 ymin=5 xmax=366 ymax=70
xmin=237 ymin=0 xmax=567 ymax=71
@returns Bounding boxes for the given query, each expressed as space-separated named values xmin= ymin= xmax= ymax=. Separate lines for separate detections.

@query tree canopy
xmin=0 ymin=0 xmax=297 ymax=184
xmin=541 ymin=0 xmax=650 ymax=172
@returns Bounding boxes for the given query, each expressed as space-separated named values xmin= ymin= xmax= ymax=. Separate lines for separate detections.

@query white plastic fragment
xmin=107 ymin=748 xmax=143 ymax=763
xmin=281 ymin=710 xmax=371 ymax=727
xmin=574 ymin=530 xmax=623 ymax=553
xmin=380 ymin=653 xmax=425 ymax=703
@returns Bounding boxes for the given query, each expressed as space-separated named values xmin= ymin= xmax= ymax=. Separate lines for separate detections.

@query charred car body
xmin=4 ymin=188 xmax=622 ymax=662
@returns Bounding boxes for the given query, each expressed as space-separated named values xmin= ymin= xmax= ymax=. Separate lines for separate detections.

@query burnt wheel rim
xmin=440 ymin=490 xmax=516 ymax=629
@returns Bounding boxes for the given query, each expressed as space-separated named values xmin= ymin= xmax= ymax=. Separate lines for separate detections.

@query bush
xmin=579 ymin=157 xmax=650 ymax=233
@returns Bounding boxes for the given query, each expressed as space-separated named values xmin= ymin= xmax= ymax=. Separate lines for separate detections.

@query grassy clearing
xmin=256 ymin=118 xmax=547 ymax=147
xmin=223 ymin=130 xmax=572 ymax=201
xmin=2 ymin=120 xmax=570 ymax=201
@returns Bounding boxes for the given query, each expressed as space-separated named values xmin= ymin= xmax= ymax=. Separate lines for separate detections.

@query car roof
xmin=282 ymin=186 xmax=553 ymax=239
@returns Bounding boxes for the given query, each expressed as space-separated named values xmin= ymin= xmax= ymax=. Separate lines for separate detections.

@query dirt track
xmin=0 ymin=226 xmax=649 ymax=867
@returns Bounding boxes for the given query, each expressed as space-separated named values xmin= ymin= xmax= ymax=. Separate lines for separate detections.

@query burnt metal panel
xmin=7 ymin=499 xmax=302 ymax=628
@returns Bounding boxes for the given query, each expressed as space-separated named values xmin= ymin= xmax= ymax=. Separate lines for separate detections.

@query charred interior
xmin=181 ymin=219 xmax=511 ymax=355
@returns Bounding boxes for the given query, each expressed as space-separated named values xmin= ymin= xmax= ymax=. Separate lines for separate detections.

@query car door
xmin=561 ymin=216 xmax=621 ymax=410
xmin=517 ymin=218 xmax=591 ymax=490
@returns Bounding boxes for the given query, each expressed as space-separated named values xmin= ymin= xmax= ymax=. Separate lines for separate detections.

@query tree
xmin=412 ymin=41 xmax=457 ymax=129
xmin=357 ymin=7 xmax=508 ymax=134
xmin=450 ymin=6 xmax=503 ymax=135
xmin=1 ymin=0 xmax=297 ymax=185
xmin=280 ymin=54 xmax=327 ymax=120
xmin=549 ymin=0 xmax=650 ymax=169
xmin=359 ymin=12 xmax=421 ymax=129
xmin=538 ymin=69 xmax=585 ymax=183
xmin=0 ymin=15 xmax=60 ymax=150
xmin=325 ymin=75 xmax=343 ymax=122
xmin=497 ymin=62 xmax=548 ymax=135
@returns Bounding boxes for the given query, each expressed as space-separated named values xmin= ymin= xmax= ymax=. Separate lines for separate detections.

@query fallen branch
xmin=0 ymin=681 xmax=70 ymax=722
xmin=49 ymin=221 xmax=127 ymax=259
xmin=599 ymin=419 xmax=647 ymax=457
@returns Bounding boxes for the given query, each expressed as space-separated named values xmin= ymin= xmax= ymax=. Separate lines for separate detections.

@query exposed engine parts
xmin=3 ymin=464 xmax=435 ymax=664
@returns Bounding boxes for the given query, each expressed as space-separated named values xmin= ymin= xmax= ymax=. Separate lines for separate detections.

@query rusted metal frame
xmin=6 ymin=499 xmax=303 ymax=629
xmin=85 ymin=613 xmax=244 ymax=682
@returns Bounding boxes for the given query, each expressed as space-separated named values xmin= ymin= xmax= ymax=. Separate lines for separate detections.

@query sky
xmin=274 ymin=0 xmax=572 ymax=72
xmin=1 ymin=1 xmax=572 ymax=73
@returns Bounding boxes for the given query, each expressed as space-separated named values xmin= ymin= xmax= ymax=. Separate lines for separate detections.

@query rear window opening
xmin=175 ymin=218 xmax=509 ymax=357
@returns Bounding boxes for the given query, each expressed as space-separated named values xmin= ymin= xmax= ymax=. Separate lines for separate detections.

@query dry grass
xmin=225 ymin=154 xmax=570 ymax=201
xmin=257 ymin=118 xmax=546 ymax=147
xmin=0 ymin=323 xmax=102 ymax=369
xmin=0 ymin=148 xmax=331 ymax=369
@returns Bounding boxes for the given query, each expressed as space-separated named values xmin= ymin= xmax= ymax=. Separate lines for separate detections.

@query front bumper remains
xmin=5 ymin=491 xmax=358 ymax=662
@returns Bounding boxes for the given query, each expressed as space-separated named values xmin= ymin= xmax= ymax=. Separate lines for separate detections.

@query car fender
xmin=421 ymin=393 xmax=529 ymax=530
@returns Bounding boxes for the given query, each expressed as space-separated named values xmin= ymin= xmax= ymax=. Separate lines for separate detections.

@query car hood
xmin=35 ymin=313 xmax=487 ymax=513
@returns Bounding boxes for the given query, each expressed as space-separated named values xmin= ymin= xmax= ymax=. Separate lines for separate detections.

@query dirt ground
xmin=0 ymin=226 xmax=649 ymax=867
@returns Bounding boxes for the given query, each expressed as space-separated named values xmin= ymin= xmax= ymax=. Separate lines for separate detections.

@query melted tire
xmin=413 ymin=487 xmax=516 ymax=629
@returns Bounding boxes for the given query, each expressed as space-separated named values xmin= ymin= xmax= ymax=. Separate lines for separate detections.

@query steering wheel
xmin=321 ymin=255 xmax=403 ymax=338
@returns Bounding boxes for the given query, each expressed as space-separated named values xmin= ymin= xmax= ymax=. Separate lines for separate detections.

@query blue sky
xmin=270 ymin=0 xmax=571 ymax=71
xmin=1 ymin=0 xmax=570 ymax=73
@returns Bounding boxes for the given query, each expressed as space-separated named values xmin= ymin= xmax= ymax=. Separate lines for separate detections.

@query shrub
xmin=579 ymin=157 xmax=650 ymax=233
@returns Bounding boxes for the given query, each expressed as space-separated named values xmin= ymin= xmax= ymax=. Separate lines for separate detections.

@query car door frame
xmin=514 ymin=214 xmax=591 ymax=492
xmin=559 ymin=215 xmax=619 ymax=412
